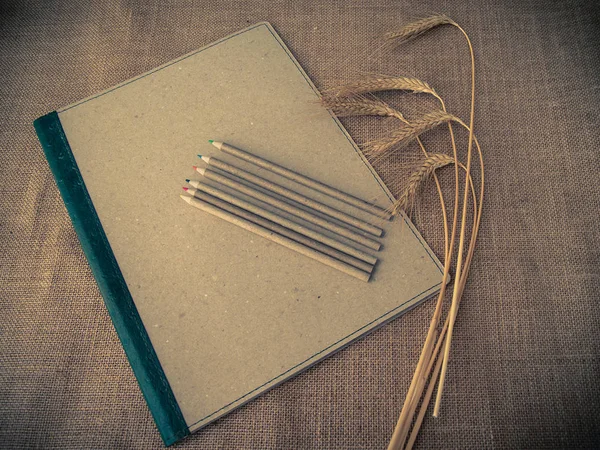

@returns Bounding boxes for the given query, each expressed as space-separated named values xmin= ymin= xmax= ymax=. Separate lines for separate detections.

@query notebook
xmin=33 ymin=22 xmax=443 ymax=446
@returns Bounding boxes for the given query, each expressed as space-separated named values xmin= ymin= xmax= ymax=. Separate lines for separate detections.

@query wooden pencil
xmin=193 ymin=165 xmax=382 ymax=252
xmin=184 ymin=187 xmax=374 ymax=273
xmin=186 ymin=181 xmax=378 ymax=265
xmin=210 ymin=140 xmax=390 ymax=219
xmin=180 ymin=194 xmax=371 ymax=282
xmin=199 ymin=155 xmax=384 ymax=237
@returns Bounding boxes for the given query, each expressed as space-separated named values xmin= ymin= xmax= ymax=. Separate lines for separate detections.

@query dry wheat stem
xmin=407 ymin=164 xmax=480 ymax=449
xmin=435 ymin=99 xmax=461 ymax=257
xmin=400 ymin=98 xmax=462 ymax=445
xmin=326 ymin=75 xmax=437 ymax=97
xmin=385 ymin=15 xmax=482 ymax=450
xmin=404 ymin=94 xmax=462 ymax=427
xmin=394 ymin=162 xmax=478 ymax=449
xmin=417 ymin=88 xmax=461 ymax=291
xmin=323 ymin=16 xmax=483 ymax=445
xmin=447 ymin=136 xmax=484 ymax=338
xmin=433 ymin=23 xmax=477 ymax=418
xmin=404 ymin=161 xmax=478 ymax=423
xmin=385 ymin=151 xmax=458 ymax=450
xmin=382 ymin=107 xmax=458 ymax=450
xmin=406 ymin=328 xmax=445 ymax=450
xmin=388 ymin=134 xmax=476 ymax=450
xmin=407 ymin=140 xmax=452 ymax=396
xmin=385 ymin=101 xmax=462 ymax=450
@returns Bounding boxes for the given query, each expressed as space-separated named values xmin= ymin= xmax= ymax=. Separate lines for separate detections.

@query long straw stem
xmin=434 ymin=24 xmax=476 ymax=416
xmin=385 ymin=118 xmax=454 ymax=449
xmin=404 ymin=163 xmax=478 ymax=449
xmin=385 ymin=69 xmax=460 ymax=450
xmin=389 ymin=159 xmax=476 ymax=450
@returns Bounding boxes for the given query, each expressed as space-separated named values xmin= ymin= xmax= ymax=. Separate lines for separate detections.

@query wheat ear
xmin=320 ymin=95 xmax=406 ymax=121
xmin=365 ymin=110 xmax=460 ymax=157
xmin=384 ymin=14 xmax=456 ymax=44
xmin=326 ymin=75 xmax=437 ymax=98
xmin=390 ymin=153 xmax=454 ymax=215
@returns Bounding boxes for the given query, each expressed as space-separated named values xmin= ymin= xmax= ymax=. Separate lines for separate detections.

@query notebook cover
xmin=34 ymin=22 xmax=443 ymax=445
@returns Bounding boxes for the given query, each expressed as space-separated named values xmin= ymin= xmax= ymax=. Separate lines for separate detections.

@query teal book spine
xmin=33 ymin=111 xmax=189 ymax=446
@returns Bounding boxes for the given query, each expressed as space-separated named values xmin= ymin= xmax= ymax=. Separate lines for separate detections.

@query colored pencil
xmin=210 ymin=140 xmax=390 ymax=219
xmin=184 ymin=187 xmax=374 ymax=273
xmin=193 ymin=165 xmax=382 ymax=252
xmin=186 ymin=180 xmax=377 ymax=265
xmin=199 ymin=155 xmax=383 ymax=237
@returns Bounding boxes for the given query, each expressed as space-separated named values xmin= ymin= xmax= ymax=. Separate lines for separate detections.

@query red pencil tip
xmin=182 ymin=187 xmax=188 ymax=191
xmin=192 ymin=165 xmax=197 ymax=170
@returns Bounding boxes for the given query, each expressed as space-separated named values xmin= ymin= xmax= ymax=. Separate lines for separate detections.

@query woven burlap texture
xmin=1 ymin=1 xmax=599 ymax=448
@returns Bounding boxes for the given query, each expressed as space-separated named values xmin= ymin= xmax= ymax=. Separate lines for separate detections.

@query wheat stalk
xmin=390 ymin=153 xmax=454 ymax=215
xmin=383 ymin=15 xmax=485 ymax=450
xmin=384 ymin=14 xmax=456 ymax=45
xmin=319 ymin=17 xmax=484 ymax=449
xmin=321 ymin=95 xmax=406 ymax=121
xmin=326 ymin=75 xmax=437 ymax=98
xmin=399 ymin=160 xmax=479 ymax=450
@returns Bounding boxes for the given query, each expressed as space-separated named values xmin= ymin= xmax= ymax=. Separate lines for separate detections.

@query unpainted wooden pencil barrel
xmin=189 ymin=189 xmax=374 ymax=273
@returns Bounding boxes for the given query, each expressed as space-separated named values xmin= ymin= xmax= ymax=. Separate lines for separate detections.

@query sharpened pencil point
xmin=208 ymin=140 xmax=213 ymax=144
xmin=197 ymin=154 xmax=202 ymax=158
xmin=211 ymin=141 xmax=222 ymax=150
xmin=192 ymin=165 xmax=197 ymax=170
xmin=182 ymin=187 xmax=188 ymax=191
xmin=185 ymin=179 xmax=190 ymax=183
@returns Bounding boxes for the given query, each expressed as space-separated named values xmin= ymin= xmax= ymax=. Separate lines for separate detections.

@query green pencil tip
xmin=208 ymin=139 xmax=214 ymax=143
xmin=197 ymin=154 xmax=202 ymax=158
xmin=185 ymin=179 xmax=190 ymax=183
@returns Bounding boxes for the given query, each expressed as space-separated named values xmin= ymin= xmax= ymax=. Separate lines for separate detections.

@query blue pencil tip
xmin=185 ymin=179 xmax=190 ymax=183
xmin=197 ymin=154 xmax=202 ymax=158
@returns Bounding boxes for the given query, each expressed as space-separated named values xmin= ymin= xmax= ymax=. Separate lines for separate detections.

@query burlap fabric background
xmin=1 ymin=1 xmax=599 ymax=448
